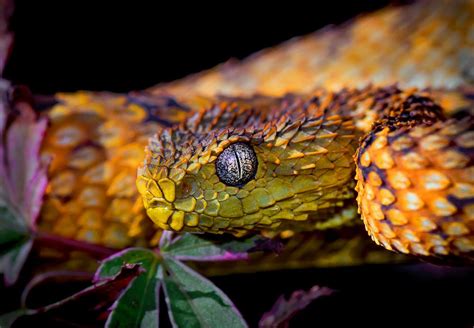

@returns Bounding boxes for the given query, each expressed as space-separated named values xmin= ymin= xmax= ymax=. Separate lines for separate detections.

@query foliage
xmin=259 ymin=285 xmax=333 ymax=328
xmin=0 ymin=233 xmax=275 ymax=327
xmin=0 ymin=264 xmax=142 ymax=327
xmin=0 ymin=85 xmax=48 ymax=285
xmin=0 ymin=85 xmax=330 ymax=327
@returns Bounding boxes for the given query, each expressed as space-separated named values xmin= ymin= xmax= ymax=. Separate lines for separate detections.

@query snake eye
xmin=215 ymin=142 xmax=258 ymax=187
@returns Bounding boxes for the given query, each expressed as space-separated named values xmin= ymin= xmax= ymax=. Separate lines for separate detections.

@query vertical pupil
xmin=216 ymin=142 xmax=257 ymax=187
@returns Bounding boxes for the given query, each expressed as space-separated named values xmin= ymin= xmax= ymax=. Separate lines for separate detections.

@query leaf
xmin=95 ymin=248 xmax=161 ymax=328
xmin=0 ymin=202 xmax=31 ymax=285
xmin=20 ymin=270 xmax=94 ymax=307
xmin=0 ymin=264 xmax=141 ymax=327
xmin=259 ymin=285 xmax=333 ymax=328
xmin=0 ymin=85 xmax=8 ymax=194
xmin=3 ymin=238 xmax=253 ymax=327
xmin=0 ymin=0 xmax=14 ymax=74
xmin=159 ymin=230 xmax=174 ymax=249
xmin=3 ymin=99 xmax=48 ymax=226
xmin=161 ymin=256 xmax=248 ymax=328
xmin=162 ymin=233 xmax=278 ymax=261
xmin=0 ymin=88 xmax=49 ymax=284
xmin=0 ymin=238 xmax=32 ymax=285
xmin=0 ymin=309 xmax=29 ymax=328
xmin=0 ymin=205 xmax=27 ymax=246
xmin=140 ymin=309 xmax=159 ymax=328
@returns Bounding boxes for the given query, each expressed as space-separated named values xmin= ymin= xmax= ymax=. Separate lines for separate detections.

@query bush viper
xmin=36 ymin=0 xmax=474 ymax=267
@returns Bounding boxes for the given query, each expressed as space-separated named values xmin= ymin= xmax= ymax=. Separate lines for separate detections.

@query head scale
xmin=136 ymin=96 xmax=358 ymax=235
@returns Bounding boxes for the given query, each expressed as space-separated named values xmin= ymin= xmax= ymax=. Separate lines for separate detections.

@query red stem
xmin=34 ymin=231 xmax=116 ymax=259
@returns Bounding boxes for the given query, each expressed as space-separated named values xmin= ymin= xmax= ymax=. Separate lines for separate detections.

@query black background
xmin=4 ymin=1 xmax=392 ymax=94
xmin=3 ymin=1 xmax=474 ymax=327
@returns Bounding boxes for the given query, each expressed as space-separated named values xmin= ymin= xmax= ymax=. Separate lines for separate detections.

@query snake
xmin=35 ymin=0 xmax=473 ymax=268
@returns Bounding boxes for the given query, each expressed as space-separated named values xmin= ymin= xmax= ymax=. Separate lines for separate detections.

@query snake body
xmin=37 ymin=1 xmax=474 ymax=266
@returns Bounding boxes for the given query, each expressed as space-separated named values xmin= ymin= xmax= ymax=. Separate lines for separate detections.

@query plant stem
xmin=34 ymin=231 xmax=116 ymax=259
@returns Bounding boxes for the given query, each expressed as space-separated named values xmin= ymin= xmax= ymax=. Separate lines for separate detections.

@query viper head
xmin=136 ymin=96 xmax=358 ymax=235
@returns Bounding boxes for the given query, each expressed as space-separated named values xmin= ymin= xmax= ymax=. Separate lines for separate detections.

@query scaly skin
xmin=138 ymin=86 xmax=473 ymax=261
xmin=39 ymin=92 xmax=193 ymax=248
xmin=38 ymin=1 xmax=474 ymax=266
xmin=152 ymin=0 xmax=474 ymax=96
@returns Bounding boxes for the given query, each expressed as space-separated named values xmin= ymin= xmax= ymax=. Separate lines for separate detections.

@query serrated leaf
xmin=0 ymin=264 xmax=141 ymax=327
xmin=4 ymin=100 xmax=48 ymax=226
xmin=259 ymin=285 xmax=333 ymax=328
xmin=162 ymin=233 xmax=276 ymax=261
xmin=162 ymin=256 xmax=248 ymax=328
xmin=95 ymin=248 xmax=161 ymax=328
xmin=0 ymin=89 xmax=48 ymax=284
xmin=0 ymin=237 xmax=32 ymax=285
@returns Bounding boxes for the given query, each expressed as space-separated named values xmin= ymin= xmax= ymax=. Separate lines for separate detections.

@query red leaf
xmin=4 ymin=264 xmax=142 ymax=327
xmin=0 ymin=85 xmax=49 ymax=228
xmin=0 ymin=85 xmax=49 ymax=284
xmin=0 ymin=0 xmax=14 ymax=75
xmin=259 ymin=285 xmax=333 ymax=328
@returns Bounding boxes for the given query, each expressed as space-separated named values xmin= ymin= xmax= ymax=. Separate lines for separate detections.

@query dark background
xmin=4 ymin=1 xmax=393 ymax=94
xmin=3 ymin=1 xmax=474 ymax=327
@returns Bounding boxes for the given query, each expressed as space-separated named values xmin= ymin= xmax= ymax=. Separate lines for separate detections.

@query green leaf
xmin=0 ymin=204 xmax=28 ymax=246
xmin=0 ymin=309 xmax=29 ymax=328
xmin=95 ymin=248 xmax=161 ymax=328
xmin=0 ymin=194 xmax=30 ymax=286
xmin=161 ymin=256 xmax=248 ymax=328
xmin=140 ymin=309 xmax=159 ymax=328
xmin=0 ymin=237 xmax=32 ymax=285
xmin=162 ymin=233 xmax=272 ymax=261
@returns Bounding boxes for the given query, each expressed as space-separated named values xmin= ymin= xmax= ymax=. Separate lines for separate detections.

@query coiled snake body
xmin=38 ymin=1 xmax=474 ymax=267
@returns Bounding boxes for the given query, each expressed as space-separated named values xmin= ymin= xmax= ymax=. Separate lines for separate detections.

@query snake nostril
xmin=149 ymin=198 xmax=172 ymax=210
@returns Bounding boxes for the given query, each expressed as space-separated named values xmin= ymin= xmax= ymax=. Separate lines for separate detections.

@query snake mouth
xmin=137 ymin=172 xmax=206 ymax=232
